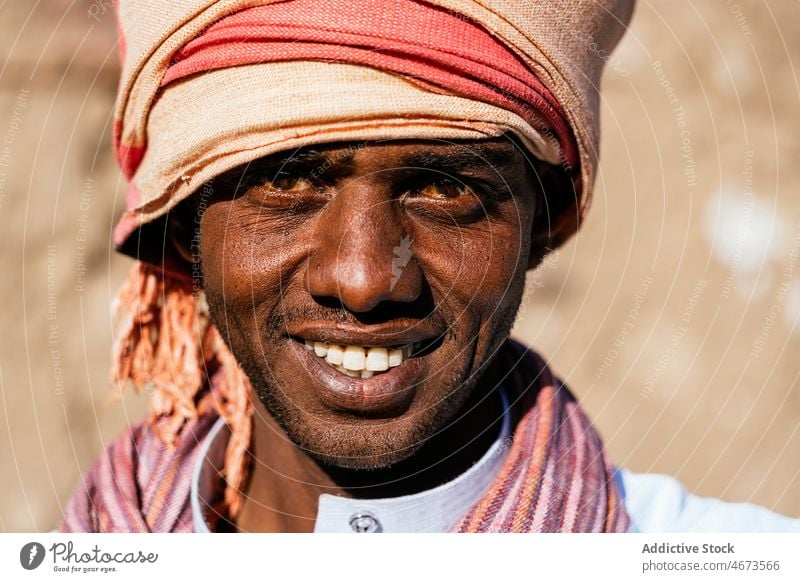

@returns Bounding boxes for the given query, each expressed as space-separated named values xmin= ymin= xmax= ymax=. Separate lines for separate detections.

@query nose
xmin=305 ymin=184 xmax=422 ymax=313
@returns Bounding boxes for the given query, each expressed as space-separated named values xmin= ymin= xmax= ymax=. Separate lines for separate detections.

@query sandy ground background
xmin=0 ymin=1 xmax=798 ymax=531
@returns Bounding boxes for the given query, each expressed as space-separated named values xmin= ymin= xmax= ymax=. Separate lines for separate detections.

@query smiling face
xmin=183 ymin=136 xmax=560 ymax=470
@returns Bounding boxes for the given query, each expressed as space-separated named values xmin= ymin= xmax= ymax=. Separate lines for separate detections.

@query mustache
xmin=265 ymin=291 xmax=449 ymax=338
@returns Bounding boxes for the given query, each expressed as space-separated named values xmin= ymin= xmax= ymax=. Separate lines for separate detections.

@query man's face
xmin=196 ymin=137 xmax=544 ymax=469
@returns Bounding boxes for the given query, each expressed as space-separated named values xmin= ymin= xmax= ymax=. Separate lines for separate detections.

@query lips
xmin=285 ymin=323 xmax=441 ymax=415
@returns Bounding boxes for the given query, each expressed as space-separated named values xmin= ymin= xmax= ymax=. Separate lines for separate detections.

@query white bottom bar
xmin=1 ymin=533 xmax=798 ymax=581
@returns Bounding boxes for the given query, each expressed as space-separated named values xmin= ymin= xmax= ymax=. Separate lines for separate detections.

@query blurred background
xmin=1 ymin=1 xmax=798 ymax=531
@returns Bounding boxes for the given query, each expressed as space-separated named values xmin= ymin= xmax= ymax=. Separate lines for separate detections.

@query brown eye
xmin=416 ymin=180 xmax=471 ymax=199
xmin=264 ymin=173 xmax=312 ymax=192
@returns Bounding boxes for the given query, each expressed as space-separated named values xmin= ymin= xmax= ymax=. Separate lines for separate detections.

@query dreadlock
xmin=111 ymin=261 xmax=253 ymax=518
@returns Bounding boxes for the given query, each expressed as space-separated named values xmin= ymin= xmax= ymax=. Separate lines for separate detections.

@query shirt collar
xmin=191 ymin=390 xmax=511 ymax=533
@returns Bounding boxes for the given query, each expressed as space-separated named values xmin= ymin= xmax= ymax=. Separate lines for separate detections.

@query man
xmin=61 ymin=0 xmax=798 ymax=533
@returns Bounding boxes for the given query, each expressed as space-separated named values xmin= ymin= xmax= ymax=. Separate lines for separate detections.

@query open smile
xmin=286 ymin=327 xmax=443 ymax=415
xmin=300 ymin=340 xmax=419 ymax=379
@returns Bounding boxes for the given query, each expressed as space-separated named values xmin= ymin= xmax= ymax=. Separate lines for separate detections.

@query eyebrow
xmin=267 ymin=142 xmax=521 ymax=177
xmin=281 ymin=149 xmax=332 ymax=165
xmin=277 ymin=148 xmax=356 ymax=180
xmin=286 ymin=148 xmax=356 ymax=167
xmin=401 ymin=144 xmax=520 ymax=172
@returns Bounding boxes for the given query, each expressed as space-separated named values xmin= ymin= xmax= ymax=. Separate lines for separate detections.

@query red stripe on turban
xmin=160 ymin=0 xmax=577 ymax=170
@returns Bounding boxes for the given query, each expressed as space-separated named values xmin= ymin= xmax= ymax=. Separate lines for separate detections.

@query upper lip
xmin=287 ymin=322 xmax=440 ymax=347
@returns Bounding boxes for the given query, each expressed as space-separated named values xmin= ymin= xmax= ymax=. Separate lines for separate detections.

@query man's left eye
xmin=415 ymin=180 xmax=472 ymax=199
xmin=263 ymin=173 xmax=313 ymax=192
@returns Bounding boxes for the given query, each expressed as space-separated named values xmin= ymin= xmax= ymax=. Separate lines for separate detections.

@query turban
xmin=107 ymin=0 xmax=636 ymax=519
xmin=113 ymin=0 xmax=635 ymax=260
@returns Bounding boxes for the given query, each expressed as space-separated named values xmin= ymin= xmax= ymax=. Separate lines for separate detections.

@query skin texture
xmin=170 ymin=136 xmax=567 ymax=531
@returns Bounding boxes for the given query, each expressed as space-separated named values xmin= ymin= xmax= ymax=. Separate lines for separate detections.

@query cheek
xmin=410 ymin=216 xmax=531 ymax=318
xmin=199 ymin=202 xmax=307 ymax=313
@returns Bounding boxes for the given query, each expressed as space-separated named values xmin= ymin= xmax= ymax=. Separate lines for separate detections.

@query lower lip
xmin=288 ymin=339 xmax=425 ymax=415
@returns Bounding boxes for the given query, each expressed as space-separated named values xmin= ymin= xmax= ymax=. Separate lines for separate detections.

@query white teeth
xmin=342 ymin=346 xmax=367 ymax=371
xmin=365 ymin=347 xmax=389 ymax=372
xmin=334 ymin=364 xmax=361 ymax=378
xmin=305 ymin=339 xmax=414 ymax=377
xmin=388 ymin=349 xmax=404 ymax=367
xmin=325 ymin=344 xmax=344 ymax=365
xmin=313 ymin=342 xmax=328 ymax=357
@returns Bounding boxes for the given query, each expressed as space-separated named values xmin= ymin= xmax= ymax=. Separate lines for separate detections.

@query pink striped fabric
xmin=60 ymin=340 xmax=629 ymax=533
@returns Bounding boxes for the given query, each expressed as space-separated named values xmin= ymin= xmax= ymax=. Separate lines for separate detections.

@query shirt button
xmin=349 ymin=512 xmax=382 ymax=533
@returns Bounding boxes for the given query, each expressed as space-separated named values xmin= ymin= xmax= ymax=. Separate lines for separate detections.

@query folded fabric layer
xmin=162 ymin=0 xmax=576 ymax=166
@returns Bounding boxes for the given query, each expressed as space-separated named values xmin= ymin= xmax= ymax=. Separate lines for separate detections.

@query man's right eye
xmin=240 ymin=167 xmax=331 ymax=210
xmin=260 ymin=171 xmax=314 ymax=192
xmin=414 ymin=179 xmax=472 ymax=200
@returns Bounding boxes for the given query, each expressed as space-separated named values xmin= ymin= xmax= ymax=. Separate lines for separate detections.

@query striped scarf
xmin=60 ymin=338 xmax=629 ymax=533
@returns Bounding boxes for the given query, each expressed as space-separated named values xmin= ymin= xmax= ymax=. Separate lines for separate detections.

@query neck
xmin=235 ymin=370 xmax=504 ymax=533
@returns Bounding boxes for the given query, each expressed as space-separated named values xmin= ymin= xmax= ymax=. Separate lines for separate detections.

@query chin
xmin=254 ymin=382 xmax=444 ymax=469
xmin=223 ymin=315 xmax=487 ymax=470
xmin=301 ymin=424 xmax=427 ymax=471
xmin=249 ymin=354 xmax=476 ymax=471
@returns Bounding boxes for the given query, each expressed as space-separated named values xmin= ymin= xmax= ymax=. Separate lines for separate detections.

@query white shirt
xmin=617 ymin=469 xmax=800 ymax=532
xmin=191 ymin=409 xmax=800 ymax=533
xmin=191 ymin=393 xmax=512 ymax=533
